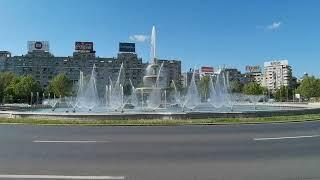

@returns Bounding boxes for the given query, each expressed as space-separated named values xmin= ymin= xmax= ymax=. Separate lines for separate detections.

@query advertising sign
xmin=75 ymin=42 xmax=94 ymax=52
xmin=245 ymin=65 xmax=261 ymax=72
xmin=28 ymin=41 xmax=49 ymax=52
xmin=119 ymin=42 xmax=135 ymax=52
xmin=201 ymin=66 xmax=214 ymax=73
xmin=264 ymin=60 xmax=289 ymax=67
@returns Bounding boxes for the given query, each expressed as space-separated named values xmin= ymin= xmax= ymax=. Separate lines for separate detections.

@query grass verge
xmin=0 ymin=114 xmax=320 ymax=126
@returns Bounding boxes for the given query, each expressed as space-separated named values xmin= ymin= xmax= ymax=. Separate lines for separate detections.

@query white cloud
xmin=267 ymin=21 xmax=282 ymax=30
xmin=129 ymin=35 xmax=149 ymax=42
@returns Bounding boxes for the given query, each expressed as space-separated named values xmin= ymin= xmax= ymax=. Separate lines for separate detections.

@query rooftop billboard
xmin=119 ymin=42 xmax=135 ymax=52
xmin=264 ymin=60 xmax=289 ymax=67
xmin=75 ymin=42 xmax=94 ymax=52
xmin=245 ymin=65 xmax=261 ymax=72
xmin=200 ymin=66 xmax=214 ymax=74
xmin=28 ymin=41 xmax=49 ymax=52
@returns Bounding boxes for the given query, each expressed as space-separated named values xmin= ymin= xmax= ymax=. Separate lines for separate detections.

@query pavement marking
xmin=0 ymin=174 xmax=125 ymax=179
xmin=33 ymin=140 xmax=110 ymax=143
xmin=254 ymin=134 xmax=320 ymax=141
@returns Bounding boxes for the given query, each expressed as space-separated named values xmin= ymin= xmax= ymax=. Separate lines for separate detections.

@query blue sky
xmin=0 ymin=0 xmax=319 ymax=77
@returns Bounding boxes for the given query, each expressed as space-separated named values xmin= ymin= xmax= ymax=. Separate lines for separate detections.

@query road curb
xmin=0 ymin=118 xmax=319 ymax=126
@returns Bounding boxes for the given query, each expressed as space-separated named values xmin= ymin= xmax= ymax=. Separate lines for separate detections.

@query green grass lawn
xmin=1 ymin=114 xmax=320 ymax=126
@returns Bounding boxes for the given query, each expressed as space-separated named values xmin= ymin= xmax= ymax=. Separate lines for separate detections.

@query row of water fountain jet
xmin=62 ymin=63 xmax=137 ymax=111
xmin=46 ymin=64 xmax=265 ymax=112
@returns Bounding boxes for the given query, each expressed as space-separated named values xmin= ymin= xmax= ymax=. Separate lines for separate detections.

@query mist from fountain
xmin=128 ymin=79 xmax=139 ymax=107
xmin=155 ymin=62 xmax=164 ymax=87
xmin=208 ymin=72 xmax=233 ymax=108
xmin=183 ymin=69 xmax=201 ymax=109
xmin=45 ymin=98 xmax=60 ymax=109
xmin=75 ymin=64 xmax=99 ymax=111
xmin=106 ymin=63 xmax=124 ymax=110
xmin=172 ymin=80 xmax=182 ymax=106
xmin=65 ymin=96 xmax=76 ymax=109
xmin=147 ymin=62 xmax=164 ymax=109
xmin=247 ymin=95 xmax=265 ymax=110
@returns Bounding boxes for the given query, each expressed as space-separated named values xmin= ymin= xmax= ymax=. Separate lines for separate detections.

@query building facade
xmin=0 ymin=41 xmax=181 ymax=97
xmin=181 ymin=68 xmax=200 ymax=88
xmin=245 ymin=71 xmax=263 ymax=84
xmin=262 ymin=60 xmax=293 ymax=92
xmin=243 ymin=65 xmax=263 ymax=85
xmin=157 ymin=59 xmax=181 ymax=87
xmin=220 ymin=68 xmax=241 ymax=82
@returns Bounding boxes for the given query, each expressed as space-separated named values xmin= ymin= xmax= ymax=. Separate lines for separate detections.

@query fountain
xmin=172 ymin=80 xmax=182 ymax=106
xmin=44 ymin=98 xmax=60 ymax=110
xmin=146 ymin=62 xmax=165 ymax=109
xmin=247 ymin=95 xmax=265 ymax=110
xmin=74 ymin=64 xmax=99 ymax=111
xmin=135 ymin=25 xmax=168 ymax=110
xmin=128 ymin=79 xmax=139 ymax=108
xmin=182 ymin=69 xmax=201 ymax=110
xmin=26 ymin=25 xmax=305 ymax=120
xmin=106 ymin=63 xmax=125 ymax=111
xmin=208 ymin=72 xmax=233 ymax=108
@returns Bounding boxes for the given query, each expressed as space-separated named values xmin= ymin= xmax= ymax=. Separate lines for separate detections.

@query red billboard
xmin=75 ymin=42 xmax=94 ymax=52
xmin=201 ymin=66 xmax=214 ymax=73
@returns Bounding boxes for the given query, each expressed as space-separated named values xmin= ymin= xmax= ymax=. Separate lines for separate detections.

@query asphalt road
xmin=0 ymin=121 xmax=320 ymax=180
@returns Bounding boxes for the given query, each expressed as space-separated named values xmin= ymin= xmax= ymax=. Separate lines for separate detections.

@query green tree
xmin=243 ymin=82 xmax=265 ymax=95
xmin=10 ymin=76 xmax=41 ymax=103
xmin=275 ymin=86 xmax=293 ymax=102
xmin=296 ymin=76 xmax=320 ymax=98
xmin=47 ymin=73 xmax=72 ymax=97
xmin=0 ymin=72 xmax=17 ymax=103
xmin=198 ymin=76 xmax=211 ymax=100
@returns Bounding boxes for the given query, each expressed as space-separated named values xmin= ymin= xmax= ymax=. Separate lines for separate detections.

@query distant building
xmin=0 ymin=51 xmax=11 ymax=71
xmin=0 ymin=51 xmax=11 ymax=58
xmin=262 ymin=60 xmax=293 ymax=92
xmin=157 ymin=59 xmax=181 ymax=88
xmin=116 ymin=52 xmax=144 ymax=87
xmin=244 ymin=65 xmax=263 ymax=85
xmin=0 ymin=41 xmax=181 ymax=97
xmin=220 ymin=68 xmax=241 ymax=82
xmin=181 ymin=68 xmax=200 ymax=88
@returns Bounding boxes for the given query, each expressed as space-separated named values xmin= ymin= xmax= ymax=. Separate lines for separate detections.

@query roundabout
xmin=1 ymin=103 xmax=320 ymax=121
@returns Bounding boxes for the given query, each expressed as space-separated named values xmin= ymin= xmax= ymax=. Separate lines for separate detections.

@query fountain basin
xmin=2 ymin=103 xmax=318 ymax=120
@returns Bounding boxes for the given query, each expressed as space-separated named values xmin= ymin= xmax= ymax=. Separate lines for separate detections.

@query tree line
xmin=0 ymin=72 xmax=72 ymax=104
